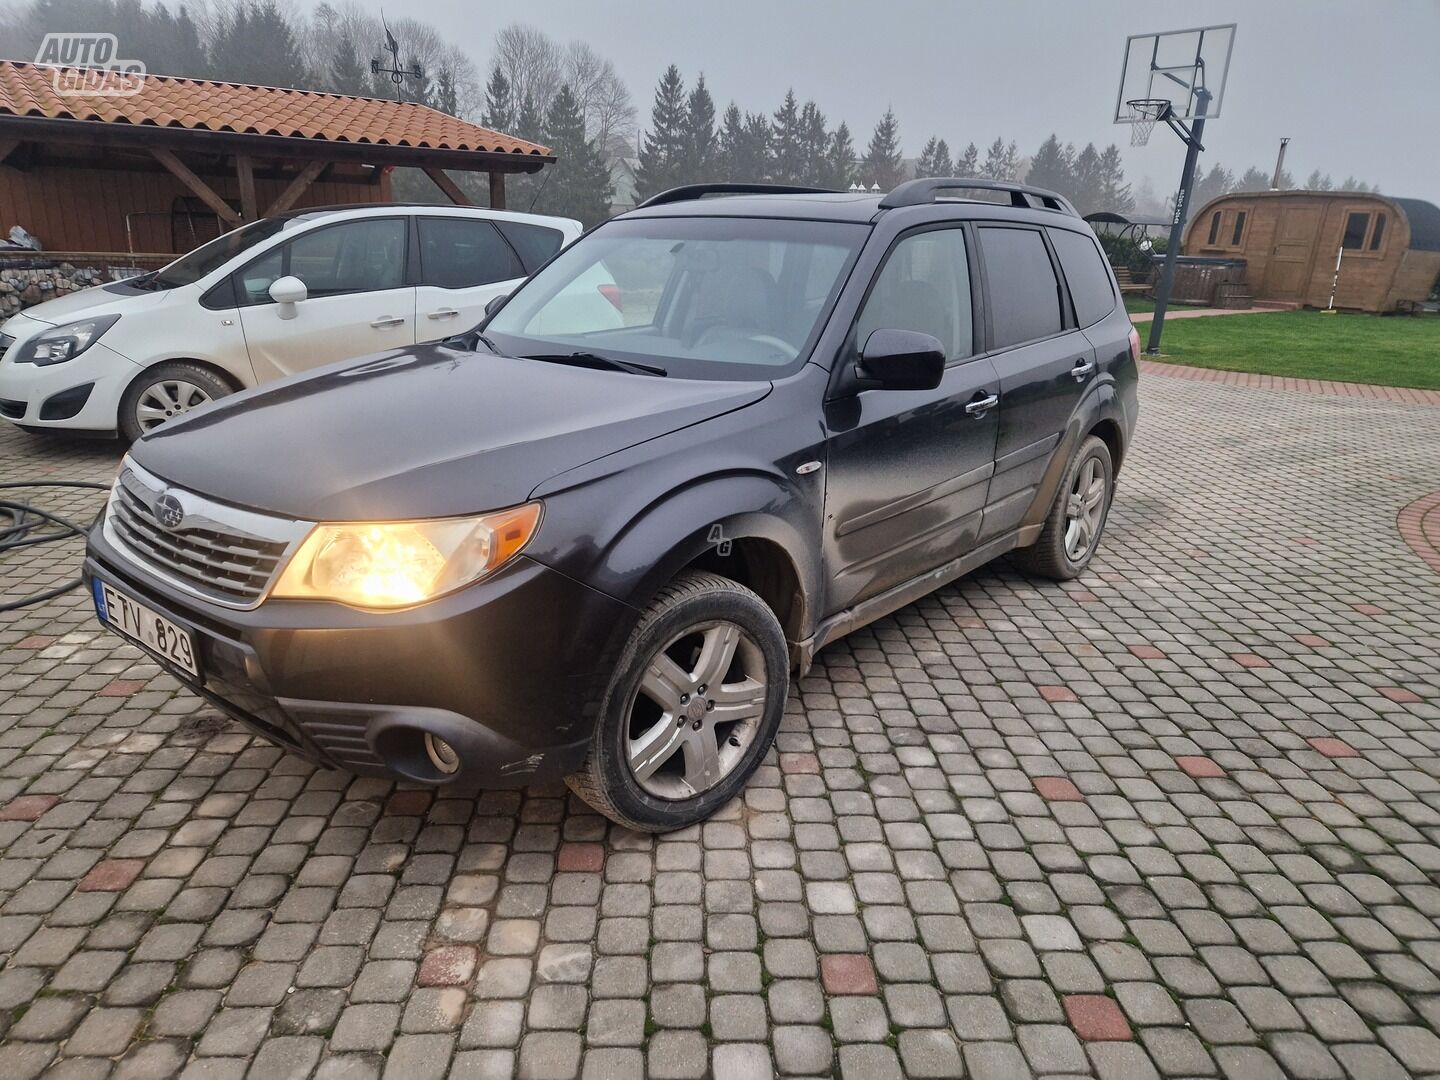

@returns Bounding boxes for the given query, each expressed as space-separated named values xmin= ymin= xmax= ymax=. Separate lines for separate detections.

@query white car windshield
xmin=484 ymin=215 xmax=867 ymax=380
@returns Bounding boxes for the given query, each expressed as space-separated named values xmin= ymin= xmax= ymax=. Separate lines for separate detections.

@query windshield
xmin=149 ymin=218 xmax=289 ymax=289
xmin=484 ymin=215 xmax=867 ymax=379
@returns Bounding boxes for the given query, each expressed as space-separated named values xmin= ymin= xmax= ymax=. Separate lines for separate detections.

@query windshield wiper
xmin=521 ymin=352 xmax=667 ymax=377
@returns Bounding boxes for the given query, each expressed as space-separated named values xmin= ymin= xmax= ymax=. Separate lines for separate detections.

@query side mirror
xmin=858 ymin=329 xmax=946 ymax=391
xmin=484 ymin=294 xmax=508 ymax=320
xmin=269 ymin=275 xmax=307 ymax=320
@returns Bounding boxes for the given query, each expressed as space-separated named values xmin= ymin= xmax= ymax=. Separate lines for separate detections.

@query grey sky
xmin=417 ymin=0 xmax=1439 ymax=199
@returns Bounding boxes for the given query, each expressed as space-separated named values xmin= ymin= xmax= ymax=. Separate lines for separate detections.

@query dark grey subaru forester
xmin=85 ymin=178 xmax=1138 ymax=831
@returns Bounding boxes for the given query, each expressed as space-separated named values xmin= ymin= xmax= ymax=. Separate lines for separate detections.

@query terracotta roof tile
xmin=0 ymin=60 xmax=551 ymax=159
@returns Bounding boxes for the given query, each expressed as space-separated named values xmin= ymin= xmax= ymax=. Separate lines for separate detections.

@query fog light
xmin=425 ymin=733 xmax=460 ymax=775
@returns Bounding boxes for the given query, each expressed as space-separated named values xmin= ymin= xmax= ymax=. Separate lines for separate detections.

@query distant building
xmin=1184 ymin=190 xmax=1440 ymax=312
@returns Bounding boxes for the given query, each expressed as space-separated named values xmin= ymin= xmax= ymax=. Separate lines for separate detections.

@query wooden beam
xmin=264 ymin=159 xmax=326 ymax=217
xmin=489 ymin=172 xmax=506 ymax=210
xmin=425 ymin=167 xmax=473 ymax=207
xmin=150 ymin=147 xmax=241 ymax=225
xmin=236 ymin=155 xmax=257 ymax=222
xmin=0 ymin=138 xmax=19 ymax=168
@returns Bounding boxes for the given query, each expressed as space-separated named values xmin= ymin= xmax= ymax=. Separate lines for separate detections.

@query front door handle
xmin=965 ymin=392 xmax=999 ymax=418
xmin=427 ymin=309 xmax=460 ymax=321
xmin=1070 ymin=358 xmax=1096 ymax=381
xmin=370 ymin=315 xmax=406 ymax=329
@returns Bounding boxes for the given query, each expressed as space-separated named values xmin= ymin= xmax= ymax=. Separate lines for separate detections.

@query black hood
xmin=131 ymin=344 xmax=770 ymax=521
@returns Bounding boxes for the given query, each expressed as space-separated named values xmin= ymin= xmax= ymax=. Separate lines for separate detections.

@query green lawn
xmin=1146 ymin=310 xmax=1440 ymax=390
xmin=1122 ymin=294 xmax=1155 ymax=314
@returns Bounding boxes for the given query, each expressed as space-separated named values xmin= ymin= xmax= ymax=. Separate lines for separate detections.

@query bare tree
xmin=562 ymin=40 xmax=635 ymax=153
xmin=491 ymin=22 xmax=563 ymax=115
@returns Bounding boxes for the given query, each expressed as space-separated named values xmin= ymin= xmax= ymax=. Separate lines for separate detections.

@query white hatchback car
xmin=0 ymin=204 xmax=581 ymax=439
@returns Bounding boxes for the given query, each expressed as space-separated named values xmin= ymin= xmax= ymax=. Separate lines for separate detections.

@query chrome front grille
xmin=104 ymin=459 xmax=311 ymax=608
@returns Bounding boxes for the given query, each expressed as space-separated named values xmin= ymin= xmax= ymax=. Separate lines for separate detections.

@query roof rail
xmin=636 ymin=183 xmax=840 ymax=208
xmin=879 ymin=178 xmax=1078 ymax=216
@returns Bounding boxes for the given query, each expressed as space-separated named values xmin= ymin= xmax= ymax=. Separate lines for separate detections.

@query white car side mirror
xmin=269 ymin=275 xmax=307 ymax=320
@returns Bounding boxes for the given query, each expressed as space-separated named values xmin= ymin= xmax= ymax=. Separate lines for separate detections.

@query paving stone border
xmin=1139 ymin=358 xmax=1440 ymax=406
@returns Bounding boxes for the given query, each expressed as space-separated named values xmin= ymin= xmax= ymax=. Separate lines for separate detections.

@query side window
xmin=1049 ymin=228 xmax=1117 ymax=327
xmin=1231 ymin=210 xmax=1247 ymax=246
xmin=855 ymin=228 xmax=973 ymax=362
xmin=419 ymin=218 xmax=522 ymax=289
xmin=235 ymin=247 xmax=283 ymax=306
xmin=1369 ymin=213 xmax=1387 ymax=251
xmin=978 ymin=226 xmax=1064 ymax=348
xmin=495 ymin=221 xmax=565 ymax=272
xmin=1207 ymin=211 xmax=1222 ymax=245
xmin=1342 ymin=212 xmax=1370 ymax=250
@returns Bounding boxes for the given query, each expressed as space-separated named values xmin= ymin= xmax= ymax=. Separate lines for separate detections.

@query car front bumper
xmin=0 ymin=323 xmax=139 ymax=432
xmin=85 ymin=525 xmax=637 ymax=790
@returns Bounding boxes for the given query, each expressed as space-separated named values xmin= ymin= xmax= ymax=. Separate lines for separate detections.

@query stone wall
xmin=1 ymin=264 xmax=106 ymax=320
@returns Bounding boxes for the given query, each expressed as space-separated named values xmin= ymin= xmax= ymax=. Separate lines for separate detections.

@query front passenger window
xmin=855 ymin=229 xmax=973 ymax=361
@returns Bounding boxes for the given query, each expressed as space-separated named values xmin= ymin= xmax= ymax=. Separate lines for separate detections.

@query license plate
xmin=93 ymin=578 xmax=200 ymax=677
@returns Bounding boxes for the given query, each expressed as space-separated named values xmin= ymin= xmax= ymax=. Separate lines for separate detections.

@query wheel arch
xmin=117 ymin=358 xmax=246 ymax=431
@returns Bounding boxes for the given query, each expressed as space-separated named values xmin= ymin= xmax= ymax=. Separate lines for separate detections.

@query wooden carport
xmin=0 ymin=60 xmax=553 ymax=261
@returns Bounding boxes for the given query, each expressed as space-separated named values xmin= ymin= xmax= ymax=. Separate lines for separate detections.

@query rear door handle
xmin=965 ymin=392 xmax=999 ymax=417
xmin=1071 ymin=358 xmax=1096 ymax=381
xmin=427 ymin=309 xmax=460 ymax=321
xmin=370 ymin=315 xmax=406 ymax=329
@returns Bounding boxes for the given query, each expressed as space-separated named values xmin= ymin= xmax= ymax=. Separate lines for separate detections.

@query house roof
xmin=1392 ymin=198 xmax=1440 ymax=252
xmin=0 ymin=60 xmax=551 ymax=159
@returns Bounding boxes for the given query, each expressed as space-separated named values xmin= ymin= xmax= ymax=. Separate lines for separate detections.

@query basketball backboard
xmin=1114 ymin=24 xmax=1236 ymax=123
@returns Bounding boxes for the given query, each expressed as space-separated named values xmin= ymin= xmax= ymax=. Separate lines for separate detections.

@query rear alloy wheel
xmin=1013 ymin=434 xmax=1115 ymax=580
xmin=567 ymin=571 xmax=788 ymax=832
xmin=120 ymin=362 xmax=233 ymax=441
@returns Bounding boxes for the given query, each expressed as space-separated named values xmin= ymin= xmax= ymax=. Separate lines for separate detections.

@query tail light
xmin=597 ymin=283 xmax=623 ymax=313
xmin=1128 ymin=326 xmax=1141 ymax=362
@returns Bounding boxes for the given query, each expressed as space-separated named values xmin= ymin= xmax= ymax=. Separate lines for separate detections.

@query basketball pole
xmin=1145 ymin=87 xmax=1210 ymax=356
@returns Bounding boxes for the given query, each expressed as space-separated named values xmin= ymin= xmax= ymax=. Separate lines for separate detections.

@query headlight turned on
xmin=272 ymin=503 xmax=542 ymax=609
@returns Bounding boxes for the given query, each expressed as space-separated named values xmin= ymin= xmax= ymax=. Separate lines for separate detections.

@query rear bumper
xmin=85 ymin=528 xmax=637 ymax=790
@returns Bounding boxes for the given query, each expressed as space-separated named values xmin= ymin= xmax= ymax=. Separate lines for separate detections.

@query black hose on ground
xmin=0 ymin=481 xmax=110 ymax=613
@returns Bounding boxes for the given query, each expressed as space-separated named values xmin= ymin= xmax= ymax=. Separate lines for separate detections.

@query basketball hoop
xmin=1125 ymin=99 xmax=1171 ymax=146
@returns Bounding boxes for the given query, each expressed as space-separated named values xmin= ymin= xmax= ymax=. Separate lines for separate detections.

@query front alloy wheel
xmin=568 ymin=571 xmax=788 ymax=832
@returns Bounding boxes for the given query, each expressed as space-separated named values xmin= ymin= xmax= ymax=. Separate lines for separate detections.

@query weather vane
xmin=370 ymin=15 xmax=423 ymax=102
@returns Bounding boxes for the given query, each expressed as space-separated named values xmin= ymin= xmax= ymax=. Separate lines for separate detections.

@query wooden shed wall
xmin=0 ymin=163 xmax=389 ymax=255
xmin=1184 ymin=192 xmax=1430 ymax=313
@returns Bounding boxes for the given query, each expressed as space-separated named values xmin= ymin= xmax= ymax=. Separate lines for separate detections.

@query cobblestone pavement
xmin=2 ymin=374 xmax=1439 ymax=1080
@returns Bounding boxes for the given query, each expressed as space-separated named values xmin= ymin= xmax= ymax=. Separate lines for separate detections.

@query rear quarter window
xmin=1049 ymin=228 xmax=1117 ymax=327
xmin=977 ymin=226 xmax=1064 ymax=348
xmin=496 ymin=222 xmax=566 ymax=273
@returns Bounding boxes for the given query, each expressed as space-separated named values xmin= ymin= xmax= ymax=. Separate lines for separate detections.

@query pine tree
xmin=635 ymin=65 xmax=688 ymax=200
xmin=1070 ymin=143 xmax=1102 ymax=214
xmin=718 ymin=104 xmax=768 ymax=182
xmin=537 ymin=84 xmax=614 ymax=226
xmin=1097 ymin=144 xmax=1133 ymax=214
xmin=329 ymin=34 xmax=368 ymax=95
xmin=770 ymin=90 xmax=803 ymax=185
xmin=172 ymin=6 xmax=207 ymax=78
xmin=1000 ymin=141 xmax=1020 ymax=182
xmin=954 ymin=142 xmax=979 ymax=177
xmin=981 ymin=137 xmax=1007 ymax=180
xmin=434 ymin=68 xmax=459 ymax=116
xmin=682 ymin=74 xmax=718 ymax=185
xmin=1236 ymin=166 xmax=1272 ymax=192
xmin=1025 ymin=134 xmax=1073 ymax=193
xmin=482 ymin=67 xmax=515 ymax=133
xmin=915 ymin=137 xmax=952 ymax=179
xmin=209 ymin=0 xmax=307 ymax=88
xmin=1304 ymin=170 xmax=1334 ymax=191
xmin=745 ymin=112 xmax=774 ymax=182
xmin=825 ymin=122 xmax=856 ymax=189
xmin=861 ymin=108 xmax=904 ymax=191
xmin=1192 ymin=163 xmax=1233 ymax=209
xmin=797 ymin=101 xmax=829 ymax=186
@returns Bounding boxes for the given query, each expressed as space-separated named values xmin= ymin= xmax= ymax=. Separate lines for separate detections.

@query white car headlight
xmin=16 ymin=314 xmax=121 ymax=366
xmin=272 ymin=503 xmax=542 ymax=609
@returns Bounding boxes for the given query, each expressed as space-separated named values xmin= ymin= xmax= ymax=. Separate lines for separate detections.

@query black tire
xmin=566 ymin=570 xmax=789 ymax=833
xmin=1013 ymin=434 xmax=1114 ymax=581
xmin=119 ymin=362 xmax=234 ymax=441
